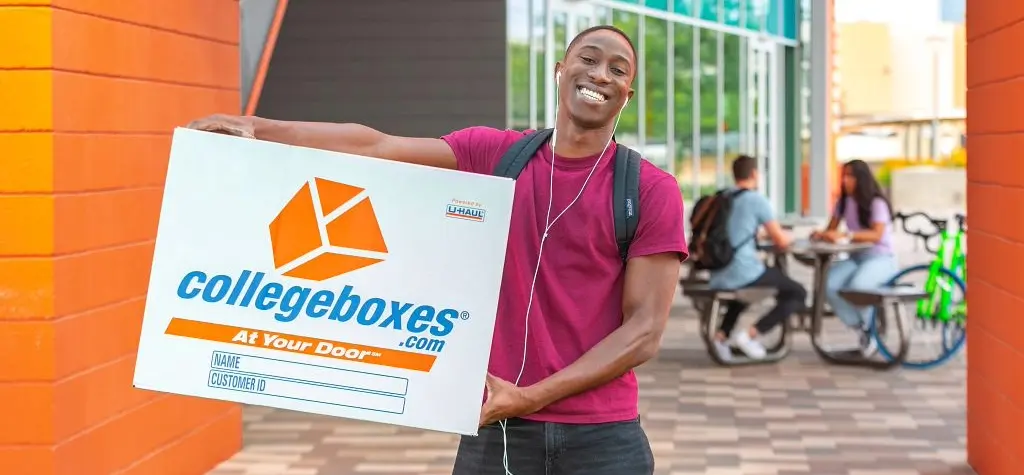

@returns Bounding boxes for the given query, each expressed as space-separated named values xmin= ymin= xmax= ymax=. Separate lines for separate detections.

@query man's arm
xmin=762 ymin=220 xmax=793 ymax=250
xmin=186 ymin=114 xmax=457 ymax=170
xmin=519 ymin=252 xmax=680 ymax=410
xmin=755 ymin=194 xmax=792 ymax=250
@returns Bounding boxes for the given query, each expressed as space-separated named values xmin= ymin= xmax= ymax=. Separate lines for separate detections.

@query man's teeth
xmin=577 ymin=87 xmax=606 ymax=102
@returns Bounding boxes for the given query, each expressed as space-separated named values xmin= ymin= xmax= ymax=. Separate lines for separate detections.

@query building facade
xmin=1 ymin=1 xmax=1019 ymax=474
xmin=239 ymin=0 xmax=809 ymax=215
xmin=506 ymin=0 xmax=805 ymax=213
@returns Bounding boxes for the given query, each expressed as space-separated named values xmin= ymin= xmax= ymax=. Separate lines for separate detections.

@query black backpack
xmin=688 ymin=188 xmax=750 ymax=270
xmin=492 ymin=128 xmax=642 ymax=262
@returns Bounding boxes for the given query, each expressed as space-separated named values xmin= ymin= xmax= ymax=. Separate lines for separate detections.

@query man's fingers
xmin=478 ymin=402 xmax=492 ymax=427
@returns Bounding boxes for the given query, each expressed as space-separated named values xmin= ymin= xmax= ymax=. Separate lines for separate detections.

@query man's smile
xmin=576 ymin=86 xmax=608 ymax=103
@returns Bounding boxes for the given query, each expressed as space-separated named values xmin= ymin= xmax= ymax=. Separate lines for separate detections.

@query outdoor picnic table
xmin=777 ymin=214 xmax=826 ymax=230
xmin=757 ymin=239 xmax=887 ymax=359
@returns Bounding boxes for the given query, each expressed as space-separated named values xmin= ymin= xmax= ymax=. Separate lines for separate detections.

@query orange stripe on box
xmin=163 ymin=317 xmax=436 ymax=372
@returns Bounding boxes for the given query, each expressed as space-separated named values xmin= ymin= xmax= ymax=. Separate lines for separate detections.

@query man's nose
xmin=587 ymin=66 xmax=611 ymax=84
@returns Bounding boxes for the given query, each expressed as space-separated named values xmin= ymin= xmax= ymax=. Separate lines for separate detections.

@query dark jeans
xmin=452 ymin=417 xmax=655 ymax=475
xmin=719 ymin=267 xmax=807 ymax=336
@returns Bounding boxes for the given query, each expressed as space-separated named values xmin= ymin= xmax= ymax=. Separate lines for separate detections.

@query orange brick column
xmin=966 ymin=2 xmax=1024 ymax=475
xmin=0 ymin=2 xmax=242 ymax=474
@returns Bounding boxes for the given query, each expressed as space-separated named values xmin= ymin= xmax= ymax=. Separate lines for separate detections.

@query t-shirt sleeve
xmin=627 ymin=172 xmax=689 ymax=261
xmin=870 ymin=197 xmax=892 ymax=224
xmin=439 ymin=126 xmax=513 ymax=174
xmin=754 ymin=193 xmax=776 ymax=225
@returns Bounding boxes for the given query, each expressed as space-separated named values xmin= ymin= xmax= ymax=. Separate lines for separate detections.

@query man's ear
xmin=554 ymin=61 xmax=563 ymax=82
xmin=626 ymin=88 xmax=635 ymax=103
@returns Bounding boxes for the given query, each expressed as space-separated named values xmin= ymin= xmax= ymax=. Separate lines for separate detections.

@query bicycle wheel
xmin=869 ymin=264 xmax=967 ymax=369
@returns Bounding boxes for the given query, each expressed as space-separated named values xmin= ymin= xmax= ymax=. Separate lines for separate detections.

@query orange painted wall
xmin=965 ymin=2 xmax=1024 ymax=475
xmin=0 ymin=1 xmax=242 ymax=474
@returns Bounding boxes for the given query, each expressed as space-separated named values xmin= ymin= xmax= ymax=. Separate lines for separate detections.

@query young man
xmin=708 ymin=155 xmax=806 ymax=360
xmin=186 ymin=25 xmax=687 ymax=475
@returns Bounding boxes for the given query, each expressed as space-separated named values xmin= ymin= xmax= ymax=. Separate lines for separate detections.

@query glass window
xmin=699 ymin=28 xmax=719 ymax=194
xmin=553 ymin=12 xmax=569 ymax=53
xmin=674 ymin=23 xmax=696 ymax=200
xmin=746 ymin=0 xmax=768 ymax=31
xmin=644 ymin=17 xmax=670 ymax=171
xmin=612 ymin=10 xmax=641 ymax=145
xmin=673 ymin=0 xmax=694 ymax=16
xmin=783 ymin=0 xmax=797 ymax=39
xmin=699 ymin=0 xmax=719 ymax=22
xmin=723 ymin=34 xmax=743 ymax=162
xmin=722 ymin=0 xmax=742 ymax=27
xmin=766 ymin=0 xmax=781 ymax=36
xmin=644 ymin=0 xmax=669 ymax=11
xmin=507 ymin=0 xmax=531 ymax=130
xmin=532 ymin=0 xmax=546 ymax=128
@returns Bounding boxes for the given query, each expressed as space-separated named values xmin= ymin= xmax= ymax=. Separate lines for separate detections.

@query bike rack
xmin=682 ymin=284 xmax=791 ymax=366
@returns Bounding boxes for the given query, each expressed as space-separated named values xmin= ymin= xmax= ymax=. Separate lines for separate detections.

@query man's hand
xmin=185 ymin=114 xmax=256 ymax=139
xmin=478 ymin=373 xmax=540 ymax=427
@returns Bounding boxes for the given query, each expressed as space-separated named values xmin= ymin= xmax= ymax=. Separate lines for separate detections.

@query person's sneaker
xmin=859 ymin=330 xmax=878 ymax=358
xmin=731 ymin=331 xmax=768 ymax=359
xmin=712 ymin=340 xmax=733 ymax=362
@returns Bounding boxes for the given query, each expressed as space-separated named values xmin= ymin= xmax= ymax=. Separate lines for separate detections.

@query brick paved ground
xmin=208 ymin=227 xmax=973 ymax=475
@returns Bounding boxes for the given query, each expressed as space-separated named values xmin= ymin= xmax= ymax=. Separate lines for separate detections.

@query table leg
xmin=808 ymin=256 xmax=832 ymax=359
xmin=777 ymin=253 xmax=789 ymax=275
xmin=807 ymin=255 xmax=905 ymax=369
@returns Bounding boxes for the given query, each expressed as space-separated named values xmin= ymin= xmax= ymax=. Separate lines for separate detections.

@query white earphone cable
xmin=497 ymin=74 xmax=627 ymax=475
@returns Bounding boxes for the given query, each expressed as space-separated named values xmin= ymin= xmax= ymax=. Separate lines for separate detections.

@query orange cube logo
xmin=269 ymin=177 xmax=388 ymax=281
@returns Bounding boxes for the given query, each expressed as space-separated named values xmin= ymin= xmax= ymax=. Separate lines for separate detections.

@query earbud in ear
xmin=622 ymin=97 xmax=630 ymax=109
xmin=556 ymin=72 xmax=562 ymax=84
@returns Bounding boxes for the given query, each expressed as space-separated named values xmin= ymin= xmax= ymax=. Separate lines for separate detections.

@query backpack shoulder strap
xmin=492 ymin=128 xmax=554 ymax=179
xmin=612 ymin=144 xmax=643 ymax=262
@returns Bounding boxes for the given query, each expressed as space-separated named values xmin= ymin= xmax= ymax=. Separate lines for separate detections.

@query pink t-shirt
xmin=442 ymin=126 xmax=688 ymax=424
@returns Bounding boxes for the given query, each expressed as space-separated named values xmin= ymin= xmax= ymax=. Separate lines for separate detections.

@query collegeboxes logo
xmin=270 ymin=177 xmax=388 ymax=281
xmin=171 ymin=176 xmax=469 ymax=364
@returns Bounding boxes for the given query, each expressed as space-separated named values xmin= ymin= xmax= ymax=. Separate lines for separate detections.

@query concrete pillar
xmin=965 ymin=2 xmax=1024 ymax=474
xmin=808 ymin=0 xmax=833 ymax=217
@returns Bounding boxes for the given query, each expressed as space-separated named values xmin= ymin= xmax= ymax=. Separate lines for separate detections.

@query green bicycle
xmin=870 ymin=211 xmax=967 ymax=369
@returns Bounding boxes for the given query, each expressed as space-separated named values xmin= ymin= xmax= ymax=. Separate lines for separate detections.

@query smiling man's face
xmin=556 ymin=28 xmax=636 ymax=130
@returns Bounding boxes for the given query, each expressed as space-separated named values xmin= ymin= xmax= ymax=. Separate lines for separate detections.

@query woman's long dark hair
xmin=836 ymin=159 xmax=892 ymax=228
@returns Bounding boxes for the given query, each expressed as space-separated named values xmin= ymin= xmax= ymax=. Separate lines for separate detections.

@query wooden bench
xmin=681 ymin=284 xmax=791 ymax=366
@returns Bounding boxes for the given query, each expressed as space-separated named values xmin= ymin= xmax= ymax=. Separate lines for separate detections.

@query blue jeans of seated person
xmin=825 ymin=252 xmax=898 ymax=329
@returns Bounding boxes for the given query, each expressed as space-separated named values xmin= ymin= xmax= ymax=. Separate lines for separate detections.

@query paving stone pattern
xmin=208 ymin=228 xmax=973 ymax=475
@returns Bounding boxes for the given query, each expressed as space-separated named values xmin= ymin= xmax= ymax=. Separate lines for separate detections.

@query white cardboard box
xmin=132 ymin=128 xmax=514 ymax=435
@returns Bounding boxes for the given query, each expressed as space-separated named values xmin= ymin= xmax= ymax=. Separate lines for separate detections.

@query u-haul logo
xmin=445 ymin=199 xmax=486 ymax=222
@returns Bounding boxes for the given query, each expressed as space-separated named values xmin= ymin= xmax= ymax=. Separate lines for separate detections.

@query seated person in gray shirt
xmin=708 ymin=155 xmax=807 ymax=360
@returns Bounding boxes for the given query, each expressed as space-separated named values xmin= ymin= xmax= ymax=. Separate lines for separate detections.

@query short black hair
xmin=732 ymin=155 xmax=757 ymax=181
xmin=564 ymin=25 xmax=638 ymax=65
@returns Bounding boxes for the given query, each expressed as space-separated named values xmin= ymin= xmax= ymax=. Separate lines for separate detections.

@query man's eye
xmin=581 ymin=56 xmax=596 ymax=64
xmin=612 ymin=68 xmax=626 ymax=75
